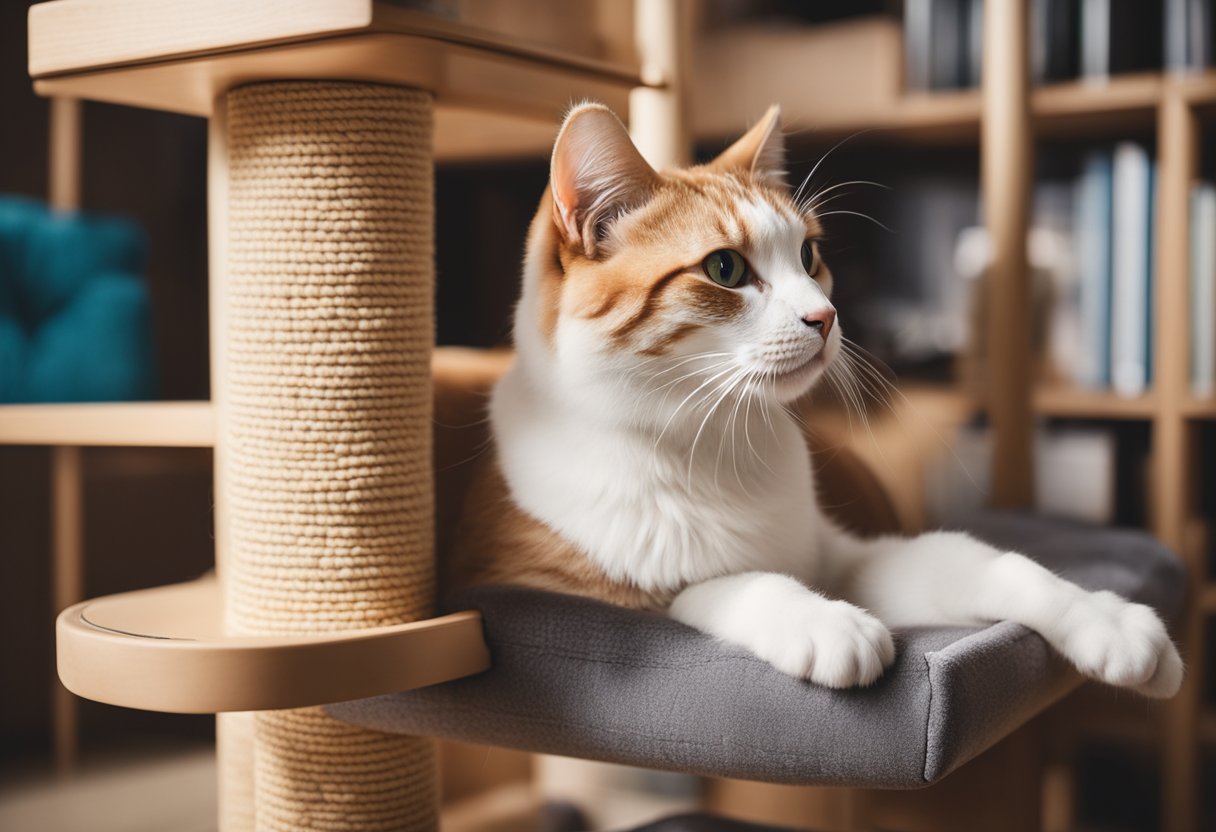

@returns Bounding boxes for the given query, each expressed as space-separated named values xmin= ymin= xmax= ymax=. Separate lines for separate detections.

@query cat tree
xmin=30 ymin=1 xmax=652 ymax=827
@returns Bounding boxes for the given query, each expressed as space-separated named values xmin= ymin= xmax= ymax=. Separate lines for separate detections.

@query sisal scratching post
xmin=222 ymin=81 xmax=437 ymax=831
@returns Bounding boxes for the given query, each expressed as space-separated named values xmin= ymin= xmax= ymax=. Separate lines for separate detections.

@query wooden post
xmin=981 ymin=0 xmax=1034 ymax=507
xmin=1155 ymin=90 xmax=1199 ymax=832
xmin=48 ymin=95 xmax=84 ymax=778
xmin=51 ymin=445 xmax=82 ymax=777
xmin=630 ymin=0 xmax=692 ymax=170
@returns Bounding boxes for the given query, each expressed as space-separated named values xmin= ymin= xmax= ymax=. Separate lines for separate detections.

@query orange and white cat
xmin=451 ymin=103 xmax=1182 ymax=697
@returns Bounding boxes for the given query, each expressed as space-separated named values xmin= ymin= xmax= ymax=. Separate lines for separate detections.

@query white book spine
xmin=1192 ymin=183 xmax=1216 ymax=396
xmin=1111 ymin=142 xmax=1151 ymax=398
xmin=1082 ymin=0 xmax=1111 ymax=80
xmin=1166 ymin=0 xmax=1189 ymax=71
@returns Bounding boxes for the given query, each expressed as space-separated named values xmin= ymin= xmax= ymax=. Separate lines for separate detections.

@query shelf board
xmin=58 ymin=575 xmax=490 ymax=714
xmin=1032 ymin=73 xmax=1162 ymax=135
xmin=1182 ymin=396 xmax=1216 ymax=419
xmin=0 ymin=401 xmax=215 ymax=447
xmin=1176 ymin=71 xmax=1216 ymax=106
xmin=1033 ymin=387 xmax=1157 ymax=419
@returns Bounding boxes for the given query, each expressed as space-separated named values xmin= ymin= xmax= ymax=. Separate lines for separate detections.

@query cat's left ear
xmin=706 ymin=104 xmax=786 ymax=187
xmin=550 ymin=103 xmax=660 ymax=256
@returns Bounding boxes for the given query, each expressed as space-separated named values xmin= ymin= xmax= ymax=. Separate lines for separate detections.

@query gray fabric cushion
xmin=327 ymin=512 xmax=1184 ymax=787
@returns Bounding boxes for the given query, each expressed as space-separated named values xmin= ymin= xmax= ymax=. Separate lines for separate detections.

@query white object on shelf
xmin=1110 ymin=142 xmax=1153 ymax=398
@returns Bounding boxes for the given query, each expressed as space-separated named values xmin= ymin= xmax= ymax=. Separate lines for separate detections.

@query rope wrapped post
xmin=221 ymin=81 xmax=437 ymax=831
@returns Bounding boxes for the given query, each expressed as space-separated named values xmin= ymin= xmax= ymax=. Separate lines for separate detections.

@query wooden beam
xmin=1156 ymin=89 xmax=1201 ymax=832
xmin=982 ymin=0 xmax=1034 ymax=507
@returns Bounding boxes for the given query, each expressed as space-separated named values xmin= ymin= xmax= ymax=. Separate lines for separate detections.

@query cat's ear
xmin=550 ymin=103 xmax=659 ymax=255
xmin=707 ymin=105 xmax=786 ymax=186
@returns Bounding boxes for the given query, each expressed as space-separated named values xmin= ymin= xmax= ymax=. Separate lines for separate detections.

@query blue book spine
xmin=1075 ymin=151 xmax=1114 ymax=388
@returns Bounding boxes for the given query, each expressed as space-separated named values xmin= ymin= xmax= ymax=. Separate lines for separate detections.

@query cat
xmin=449 ymin=102 xmax=1183 ymax=697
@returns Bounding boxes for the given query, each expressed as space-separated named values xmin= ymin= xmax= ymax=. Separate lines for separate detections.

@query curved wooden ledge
xmin=57 ymin=576 xmax=490 ymax=714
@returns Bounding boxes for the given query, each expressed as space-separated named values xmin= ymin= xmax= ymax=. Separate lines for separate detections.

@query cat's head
xmin=516 ymin=102 xmax=838 ymax=424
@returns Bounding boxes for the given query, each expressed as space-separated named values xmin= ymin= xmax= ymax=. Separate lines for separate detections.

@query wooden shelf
xmin=1200 ymin=585 xmax=1216 ymax=613
xmin=57 ymin=575 xmax=489 ymax=714
xmin=1177 ymin=71 xmax=1216 ymax=106
xmin=1182 ymin=397 xmax=1216 ymax=419
xmin=1032 ymin=73 xmax=1162 ymax=136
xmin=29 ymin=1 xmax=640 ymax=130
xmin=1033 ymin=387 xmax=1157 ymax=419
xmin=0 ymin=401 xmax=215 ymax=447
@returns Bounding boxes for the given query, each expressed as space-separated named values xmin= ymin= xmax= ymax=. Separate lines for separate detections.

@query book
xmin=905 ymin=0 xmax=933 ymax=91
xmin=905 ymin=0 xmax=973 ymax=91
xmin=1080 ymin=0 xmax=1111 ymax=80
xmin=1192 ymin=181 xmax=1216 ymax=396
xmin=1167 ymin=0 xmax=1214 ymax=70
xmin=1074 ymin=150 xmax=1114 ymax=389
xmin=1032 ymin=0 xmax=1080 ymax=83
xmin=1082 ymin=0 xmax=1164 ymax=79
xmin=1110 ymin=142 xmax=1154 ymax=398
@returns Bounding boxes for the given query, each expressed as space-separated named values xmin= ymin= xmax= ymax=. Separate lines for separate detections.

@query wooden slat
xmin=1156 ymin=91 xmax=1201 ymax=832
xmin=1033 ymin=387 xmax=1157 ymax=419
xmin=982 ymin=0 xmax=1034 ymax=507
xmin=28 ymin=0 xmax=640 ymax=83
xmin=1182 ymin=396 xmax=1216 ymax=418
xmin=0 ymin=402 xmax=215 ymax=447
xmin=31 ymin=32 xmax=635 ymax=124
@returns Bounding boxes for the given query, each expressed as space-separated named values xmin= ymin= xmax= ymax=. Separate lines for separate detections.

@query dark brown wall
xmin=0 ymin=2 xmax=214 ymax=770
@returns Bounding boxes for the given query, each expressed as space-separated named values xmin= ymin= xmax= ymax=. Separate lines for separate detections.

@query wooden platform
xmin=57 ymin=575 xmax=490 ymax=714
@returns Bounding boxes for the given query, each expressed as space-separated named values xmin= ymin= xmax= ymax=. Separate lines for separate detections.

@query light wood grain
xmin=1033 ymin=387 xmax=1158 ymax=419
xmin=1156 ymin=91 xmax=1201 ymax=832
xmin=47 ymin=96 xmax=81 ymax=211
xmin=32 ymin=32 xmax=634 ymax=126
xmin=57 ymin=576 xmax=490 ymax=714
xmin=630 ymin=0 xmax=693 ymax=170
xmin=0 ymin=402 xmax=215 ymax=447
xmin=982 ymin=0 xmax=1034 ymax=507
xmin=51 ymin=446 xmax=82 ymax=777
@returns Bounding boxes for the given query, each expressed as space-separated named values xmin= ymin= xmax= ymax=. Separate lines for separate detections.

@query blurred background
xmin=2 ymin=1 xmax=1216 ymax=830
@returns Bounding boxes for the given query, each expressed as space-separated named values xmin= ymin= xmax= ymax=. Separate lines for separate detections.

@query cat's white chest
xmin=492 ymin=369 xmax=821 ymax=594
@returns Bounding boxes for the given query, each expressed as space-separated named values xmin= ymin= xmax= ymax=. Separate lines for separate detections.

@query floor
xmin=0 ymin=745 xmax=217 ymax=832
xmin=0 ymin=746 xmax=697 ymax=832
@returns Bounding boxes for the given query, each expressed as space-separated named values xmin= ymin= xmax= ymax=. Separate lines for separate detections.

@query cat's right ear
xmin=550 ymin=103 xmax=659 ymax=256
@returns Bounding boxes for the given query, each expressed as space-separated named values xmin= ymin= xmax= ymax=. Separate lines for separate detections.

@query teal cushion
xmin=0 ymin=196 xmax=155 ymax=403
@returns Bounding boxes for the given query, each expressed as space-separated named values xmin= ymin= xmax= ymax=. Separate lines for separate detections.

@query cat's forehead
xmin=616 ymin=169 xmax=819 ymax=254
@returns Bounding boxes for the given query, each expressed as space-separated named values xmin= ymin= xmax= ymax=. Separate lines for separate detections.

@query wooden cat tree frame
xmin=18 ymin=0 xmax=687 ymax=827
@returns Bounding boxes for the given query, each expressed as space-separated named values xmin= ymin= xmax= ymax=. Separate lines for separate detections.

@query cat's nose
xmin=801 ymin=308 xmax=835 ymax=339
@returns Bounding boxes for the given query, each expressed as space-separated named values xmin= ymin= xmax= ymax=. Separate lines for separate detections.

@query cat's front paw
xmin=762 ymin=599 xmax=895 ymax=688
xmin=1059 ymin=591 xmax=1183 ymax=698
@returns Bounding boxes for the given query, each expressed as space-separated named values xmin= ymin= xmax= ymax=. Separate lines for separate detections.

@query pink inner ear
xmin=552 ymin=187 xmax=582 ymax=243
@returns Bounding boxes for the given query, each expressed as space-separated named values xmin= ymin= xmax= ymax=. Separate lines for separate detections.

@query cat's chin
xmin=769 ymin=354 xmax=829 ymax=403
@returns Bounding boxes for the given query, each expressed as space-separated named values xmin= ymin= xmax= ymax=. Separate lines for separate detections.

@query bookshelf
xmin=711 ymin=10 xmax=1213 ymax=831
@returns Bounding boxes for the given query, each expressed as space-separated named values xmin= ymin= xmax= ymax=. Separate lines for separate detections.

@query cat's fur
xmin=450 ymin=103 xmax=1183 ymax=696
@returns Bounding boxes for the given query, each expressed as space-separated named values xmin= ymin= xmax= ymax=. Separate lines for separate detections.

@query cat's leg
xmin=819 ymin=527 xmax=1183 ymax=698
xmin=668 ymin=572 xmax=895 ymax=688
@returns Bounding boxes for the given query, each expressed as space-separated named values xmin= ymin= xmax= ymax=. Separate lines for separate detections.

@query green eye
xmin=703 ymin=249 xmax=749 ymax=288
xmin=801 ymin=240 xmax=818 ymax=276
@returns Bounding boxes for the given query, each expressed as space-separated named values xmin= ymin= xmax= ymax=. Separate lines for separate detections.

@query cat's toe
xmin=802 ymin=601 xmax=894 ymax=689
xmin=1063 ymin=592 xmax=1182 ymax=698
xmin=1132 ymin=637 xmax=1183 ymax=699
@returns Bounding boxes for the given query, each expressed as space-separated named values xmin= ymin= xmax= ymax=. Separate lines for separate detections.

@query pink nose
xmin=801 ymin=308 xmax=835 ymax=340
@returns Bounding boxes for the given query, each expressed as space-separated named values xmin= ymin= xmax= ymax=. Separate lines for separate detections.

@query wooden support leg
xmin=52 ymin=445 xmax=83 ymax=777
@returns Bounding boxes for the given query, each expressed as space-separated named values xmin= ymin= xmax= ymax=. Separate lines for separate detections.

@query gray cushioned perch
xmin=327 ymin=511 xmax=1184 ymax=788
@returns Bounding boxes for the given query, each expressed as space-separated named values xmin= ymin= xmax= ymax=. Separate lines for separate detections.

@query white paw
xmin=1058 ymin=591 xmax=1183 ymax=699
xmin=757 ymin=599 xmax=896 ymax=688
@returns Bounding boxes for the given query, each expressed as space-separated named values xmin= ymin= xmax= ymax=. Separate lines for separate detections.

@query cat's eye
xmin=801 ymin=240 xmax=819 ymax=276
xmin=703 ymin=249 xmax=749 ymax=288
